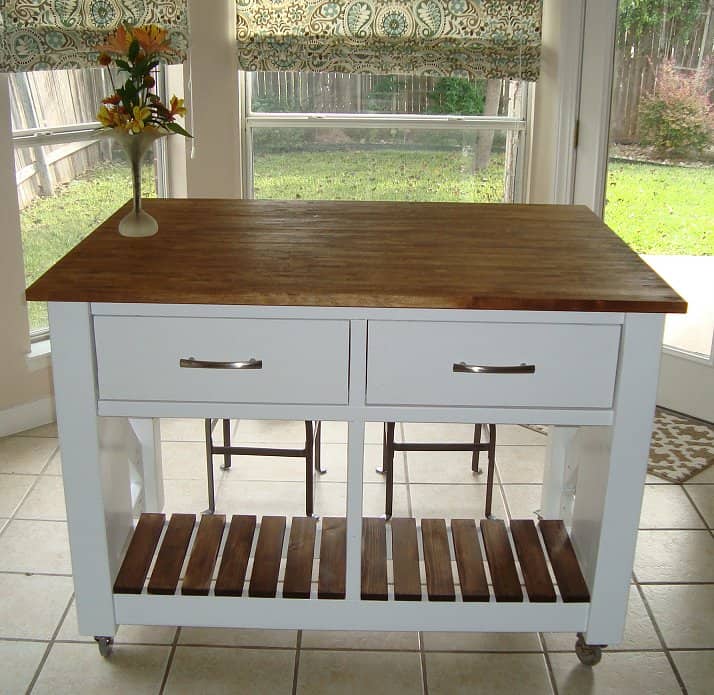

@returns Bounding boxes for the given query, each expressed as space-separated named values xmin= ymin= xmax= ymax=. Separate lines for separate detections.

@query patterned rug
xmin=523 ymin=408 xmax=714 ymax=483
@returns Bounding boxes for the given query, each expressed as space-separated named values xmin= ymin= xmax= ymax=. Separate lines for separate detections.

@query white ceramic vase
xmin=109 ymin=128 xmax=166 ymax=237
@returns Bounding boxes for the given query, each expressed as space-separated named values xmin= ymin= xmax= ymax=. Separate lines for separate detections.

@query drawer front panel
xmin=367 ymin=321 xmax=620 ymax=408
xmin=95 ymin=316 xmax=349 ymax=404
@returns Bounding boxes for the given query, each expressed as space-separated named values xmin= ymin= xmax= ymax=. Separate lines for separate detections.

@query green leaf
xmin=128 ymin=38 xmax=140 ymax=63
xmin=166 ymin=122 xmax=193 ymax=138
xmin=115 ymin=59 xmax=131 ymax=72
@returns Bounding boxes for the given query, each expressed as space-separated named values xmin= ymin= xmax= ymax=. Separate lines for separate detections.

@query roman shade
xmin=235 ymin=0 xmax=543 ymax=80
xmin=0 ymin=0 xmax=189 ymax=71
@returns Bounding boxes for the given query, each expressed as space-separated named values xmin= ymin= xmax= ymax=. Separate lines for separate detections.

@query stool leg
xmin=314 ymin=420 xmax=326 ymax=473
xmin=204 ymin=418 xmax=216 ymax=515
xmin=305 ymin=420 xmax=315 ymax=517
xmin=484 ymin=424 xmax=497 ymax=518
xmin=221 ymin=419 xmax=232 ymax=470
xmin=471 ymin=423 xmax=483 ymax=473
xmin=384 ymin=422 xmax=395 ymax=519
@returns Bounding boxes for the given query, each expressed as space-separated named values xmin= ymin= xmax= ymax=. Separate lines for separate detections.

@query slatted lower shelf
xmin=114 ymin=514 xmax=590 ymax=604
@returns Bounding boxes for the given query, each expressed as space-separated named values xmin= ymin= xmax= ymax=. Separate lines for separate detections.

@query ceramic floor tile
xmin=162 ymin=441 xmax=211 ymax=479
xmin=543 ymin=586 xmax=660 ymax=651
xmin=410 ymin=483 xmax=506 ymax=520
xmin=43 ymin=450 xmax=62 ymax=476
xmin=0 ymin=519 xmax=71 ymax=574
xmin=424 ymin=652 xmax=552 ymax=695
xmin=494 ymin=445 xmax=546 ymax=484
xmin=57 ymin=600 xmax=177 ymax=644
xmin=0 ymin=573 xmax=73 ymax=639
xmin=549 ymin=652 xmax=679 ymax=695
xmin=0 ymin=639 xmax=48 ymax=694
xmin=316 ymin=420 xmax=348 ymax=443
xmin=642 ymin=585 xmax=714 ymax=648
xmin=670 ymin=650 xmax=714 ymax=695
xmin=638 ymin=485 xmax=706 ymax=529
xmin=0 ymin=473 xmax=36 ymax=516
xmin=301 ymin=630 xmax=418 ymax=650
xmin=164 ymin=646 xmax=295 ymax=695
xmin=16 ymin=475 xmax=66 ymax=521
xmin=15 ymin=422 xmax=58 ymax=438
xmin=160 ymin=418 xmax=205 ymax=442
xmin=0 ymin=436 xmax=57 ymax=474
xmin=218 ymin=480 xmax=317 ymax=517
xmin=297 ymin=650 xmax=423 ymax=695
xmin=402 ymin=422 xmax=481 ymax=443
xmin=32 ymin=642 xmax=170 ymax=695
xmin=634 ymin=530 xmax=714 ymax=582
xmin=178 ymin=626 xmax=296 ymax=647
xmin=404 ymin=450 xmax=489 ymax=485
xmin=684 ymin=485 xmax=714 ymax=527
xmin=493 ymin=425 xmax=547 ymax=446
xmin=233 ymin=419 xmax=310 ymax=444
xmin=422 ymin=631 xmax=542 ymax=652
xmin=162 ymin=479 xmax=212 ymax=515
xmin=645 ymin=474 xmax=670 ymax=484
xmin=501 ymin=484 xmax=543 ymax=520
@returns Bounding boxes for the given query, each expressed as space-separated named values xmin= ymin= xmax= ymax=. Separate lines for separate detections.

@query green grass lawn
xmin=20 ymin=151 xmax=713 ymax=332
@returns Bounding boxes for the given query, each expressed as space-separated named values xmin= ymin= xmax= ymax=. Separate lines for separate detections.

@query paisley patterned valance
xmin=0 ymin=0 xmax=189 ymax=72
xmin=235 ymin=0 xmax=543 ymax=80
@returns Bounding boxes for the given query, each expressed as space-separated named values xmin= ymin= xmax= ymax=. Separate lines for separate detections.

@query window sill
xmin=26 ymin=338 xmax=51 ymax=371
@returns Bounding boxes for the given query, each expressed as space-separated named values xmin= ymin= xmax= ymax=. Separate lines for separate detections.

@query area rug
xmin=522 ymin=408 xmax=714 ymax=483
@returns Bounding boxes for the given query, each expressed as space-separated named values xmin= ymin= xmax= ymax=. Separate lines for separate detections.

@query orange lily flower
xmin=169 ymin=96 xmax=187 ymax=118
xmin=132 ymin=24 xmax=171 ymax=55
xmin=96 ymin=25 xmax=132 ymax=55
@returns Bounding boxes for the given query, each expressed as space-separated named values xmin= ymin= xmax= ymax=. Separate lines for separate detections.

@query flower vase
xmin=109 ymin=128 xmax=166 ymax=237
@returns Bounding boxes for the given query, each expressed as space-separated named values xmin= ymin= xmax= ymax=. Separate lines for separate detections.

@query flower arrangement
xmin=96 ymin=24 xmax=191 ymax=137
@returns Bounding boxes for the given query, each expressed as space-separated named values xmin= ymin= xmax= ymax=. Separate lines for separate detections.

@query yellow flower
xmin=132 ymin=24 xmax=171 ymax=55
xmin=129 ymin=105 xmax=152 ymax=133
xmin=97 ymin=104 xmax=114 ymax=127
xmin=169 ymin=96 xmax=186 ymax=117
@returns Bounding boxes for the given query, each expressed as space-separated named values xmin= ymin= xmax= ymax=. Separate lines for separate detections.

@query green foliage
xmin=618 ymin=0 xmax=703 ymax=39
xmin=638 ymin=60 xmax=713 ymax=153
xmin=428 ymin=77 xmax=485 ymax=115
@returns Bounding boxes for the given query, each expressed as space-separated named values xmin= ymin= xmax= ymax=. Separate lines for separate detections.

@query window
xmin=242 ymin=71 xmax=530 ymax=204
xmin=11 ymin=67 xmax=168 ymax=337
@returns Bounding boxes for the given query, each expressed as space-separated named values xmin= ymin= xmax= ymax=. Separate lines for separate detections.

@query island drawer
xmin=94 ymin=316 xmax=350 ymax=404
xmin=366 ymin=320 xmax=621 ymax=409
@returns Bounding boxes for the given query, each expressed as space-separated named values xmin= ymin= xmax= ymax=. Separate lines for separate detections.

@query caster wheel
xmin=94 ymin=636 xmax=114 ymax=657
xmin=575 ymin=633 xmax=604 ymax=666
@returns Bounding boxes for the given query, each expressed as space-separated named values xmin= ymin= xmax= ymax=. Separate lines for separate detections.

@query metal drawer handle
xmin=179 ymin=357 xmax=263 ymax=370
xmin=453 ymin=362 xmax=536 ymax=374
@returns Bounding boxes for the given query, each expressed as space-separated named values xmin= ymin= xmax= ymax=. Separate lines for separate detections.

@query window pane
xmin=252 ymin=127 xmax=520 ymax=203
xmin=18 ymin=139 xmax=158 ymax=333
xmin=250 ymin=72 xmax=525 ymax=117
xmin=10 ymin=68 xmax=109 ymax=130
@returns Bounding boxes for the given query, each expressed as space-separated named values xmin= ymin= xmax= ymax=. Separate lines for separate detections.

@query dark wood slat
xmin=391 ymin=518 xmax=421 ymax=601
xmin=248 ymin=516 xmax=286 ymax=598
xmin=421 ymin=518 xmax=455 ymax=602
xmin=147 ymin=514 xmax=195 ymax=595
xmin=114 ymin=513 xmax=165 ymax=594
xmin=318 ymin=517 xmax=346 ymax=599
xmin=451 ymin=519 xmax=490 ymax=602
xmin=510 ymin=519 xmax=556 ymax=603
xmin=283 ymin=517 xmax=317 ymax=599
xmin=539 ymin=520 xmax=591 ymax=602
xmin=182 ymin=514 xmax=226 ymax=596
xmin=215 ymin=515 xmax=256 ymax=597
xmin=480 ymin=519 xmax=523 ymax=602
xmin=361 ymin=517 xmax=388 ymax=600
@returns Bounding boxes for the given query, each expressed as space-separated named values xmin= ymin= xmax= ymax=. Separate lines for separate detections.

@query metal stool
xmin=381 ymin=422 xmax=497 ymax=519
xmin=204 ymin=419 xmax=324 ymax=516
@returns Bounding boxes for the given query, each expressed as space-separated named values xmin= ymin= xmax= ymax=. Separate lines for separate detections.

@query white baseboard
xmin=0 ymin=396 xmax=56 ymax=437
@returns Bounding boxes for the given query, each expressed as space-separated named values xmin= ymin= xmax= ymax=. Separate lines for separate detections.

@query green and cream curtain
xmin=0 ymin=0 xmax=189 ymax=71
xmin=236 ymin=0 xmax=543 ymax=80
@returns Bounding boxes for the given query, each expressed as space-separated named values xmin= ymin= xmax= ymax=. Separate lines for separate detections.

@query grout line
xmin=634 ymin=581 xmax=688 ymax=694
xmin=25 ymin=589 xmax=74 ymax=694
xmin=291 ymin=630 xmax=302 ymax=695
xmin=539 ymin=632 xmax=560 ymax=695
xmin=157 ymin=626 xmax=181 ymax=695
xmin=418 ymin=631 xmax=429 ymax=695
xmin=400 ymin=423 xmax=414 ymax=519
xmin=680 ymin=486 xmax=712 ymax=531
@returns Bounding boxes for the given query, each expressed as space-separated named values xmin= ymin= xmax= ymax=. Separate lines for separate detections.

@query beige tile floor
xmin=0 ymin=419 xmax=712 ymax=694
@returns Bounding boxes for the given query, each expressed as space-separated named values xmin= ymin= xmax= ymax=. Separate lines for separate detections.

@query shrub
xmin=639 ymin=59 xmax=713 ymax=154
xmin=428 ymin=77 xmax=485 ymax=115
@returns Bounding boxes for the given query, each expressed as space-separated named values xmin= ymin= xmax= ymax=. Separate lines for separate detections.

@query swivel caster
xmin=94 ymin=636 xmax=114 ymax=657
xmin=575 ymin=632 xmax=604 ymax=666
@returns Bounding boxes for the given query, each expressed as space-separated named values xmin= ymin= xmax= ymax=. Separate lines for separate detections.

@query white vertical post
xmin=570 ymin=313 xmax=665 ymax=645
xmin=49 ymin=302 xmax=134 ymax=637
xmin=345 ymin=320 xmax=368 ymax=599
xmin=129 ymin=418 xmax=164 ymax=512
xmin=540 ymin=426 xmax=578 ymax=520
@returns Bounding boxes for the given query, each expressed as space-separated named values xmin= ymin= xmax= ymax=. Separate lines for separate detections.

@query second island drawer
xmin=94 ymin=316 xmax=350 ymax=404
xmin=366 ymin=321 xmax=621 ymax=409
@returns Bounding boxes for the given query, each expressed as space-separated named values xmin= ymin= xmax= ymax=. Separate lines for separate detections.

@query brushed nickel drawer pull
xmin=179 ymin=357 xmax=263 ymax=370
xmin=453 ymin=362 xmax=535 ymax=374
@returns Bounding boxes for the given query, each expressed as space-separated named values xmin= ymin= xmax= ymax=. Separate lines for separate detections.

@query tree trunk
xmin=474 ymin=79 xmax=501 ymax=171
